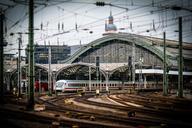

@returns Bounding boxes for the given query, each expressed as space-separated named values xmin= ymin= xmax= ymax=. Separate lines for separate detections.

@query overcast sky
xmin=1 ymin=0 xmax=192 ymax=56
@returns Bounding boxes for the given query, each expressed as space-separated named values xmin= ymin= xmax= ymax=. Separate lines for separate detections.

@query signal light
xmin=96 ymin=2 xmax=105 ymax=6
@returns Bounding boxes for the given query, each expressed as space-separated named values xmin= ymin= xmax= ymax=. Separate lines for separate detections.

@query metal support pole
xmin=27 ymin=0 xmax=34 ymax=110
xmin=7 ymin=70 xmax=11 ymax=91
xmin=96 ymin=56 xmax=99 ymax=90
xmin=144 ymin=75 xmax=147 ymax=89
xmin=132 ymin=41 xmax=135 ymax=86
xmin=178 ymin=17 xmax=183 ymax=98
xmin=18 ymin=33 xmax=22 ymax=97
xmin=48 ymin=44 xmax=52 ymax=96
xmin=128 ymin=56 xmax=132 ymax=84
xmin=0 ymin=10 xmax=4 ymax=104
xmin=163 ymin=32 xmax=168 ymax=96
xmin=89 ymin=66 xmax=91 ymax=91
xmin=100 ymin=70 xmax=102 ymax=91
xmin=25 ymin=67 xmax=28 ymax=96
xmin=52 ymin=70 xmax=56 ymax=96
xmin=139 ymin=56 xmax=143 ymax=89
xmin=38 ymin=69 xmax=41 ymax=95
xmin=106 ymin=72 xmax=109 ymax=92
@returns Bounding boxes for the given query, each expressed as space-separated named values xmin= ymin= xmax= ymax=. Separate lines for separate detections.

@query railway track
xmin=2 ymin=92 xmax=192 ymax=128
xmin=37 ymin=94 xmax=159 ymax=128
xmin=115 ymin=93 xmax=192 ymax=112
xmin=72 ymin=93 xmax=192 ymax=127
xmin=1 ymin=93 xmax=133 ymax=128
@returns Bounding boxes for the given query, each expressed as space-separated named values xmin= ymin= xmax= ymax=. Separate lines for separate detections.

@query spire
xmin=108 ymin=11 xmax=113 ymax=24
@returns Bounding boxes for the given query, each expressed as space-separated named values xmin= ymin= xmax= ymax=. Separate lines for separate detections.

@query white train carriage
xmin=54 ymin=79 xmax=163 ymax=92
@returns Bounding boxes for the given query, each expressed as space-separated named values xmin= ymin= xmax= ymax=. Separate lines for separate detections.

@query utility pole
xmin=178 ymin=17 xmax=183 ymax=98
xmin=0 ymin=10 xmax=4 ymax=104
xmin=27 ymin=0 xmax=34 ymax=110
xmin=132 ymin=41 xmax=135 ymax=87
xmin=18 ymin=33 xmax=22 ymax=97
xmin=48 ymin=42 xmax=52 ymax=96
xmin=163 ymin=32 xmax=168 ymax=96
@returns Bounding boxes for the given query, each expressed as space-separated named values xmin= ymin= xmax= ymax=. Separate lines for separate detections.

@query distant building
xmin=26 ymin=44 xmax=71 ymax=64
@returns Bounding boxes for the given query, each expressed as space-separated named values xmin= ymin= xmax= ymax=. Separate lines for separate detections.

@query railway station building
xmin=5 ymin=33 xmax=192 ymax=92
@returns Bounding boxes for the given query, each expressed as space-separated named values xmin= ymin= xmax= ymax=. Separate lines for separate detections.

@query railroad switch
xmin=128 ymin=111 xmax=135 ymax=117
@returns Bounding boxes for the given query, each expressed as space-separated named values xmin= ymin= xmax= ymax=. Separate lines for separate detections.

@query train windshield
xmin=56 ymin=82 xmax=64 ymax=87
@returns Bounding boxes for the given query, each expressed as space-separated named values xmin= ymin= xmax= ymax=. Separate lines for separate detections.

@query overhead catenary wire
xmin=4 ymin=0 xmax=192 ymax=53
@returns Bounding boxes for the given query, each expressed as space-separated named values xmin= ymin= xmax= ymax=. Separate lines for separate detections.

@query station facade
xmin=5 ymin=33 xmax=192 ymax=91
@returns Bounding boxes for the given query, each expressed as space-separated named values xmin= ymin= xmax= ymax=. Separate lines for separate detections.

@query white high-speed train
xmin=54 ymin=80 xmax=123 ymax=92
xmin=54 ymin=80 xmax=162 ymax=92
